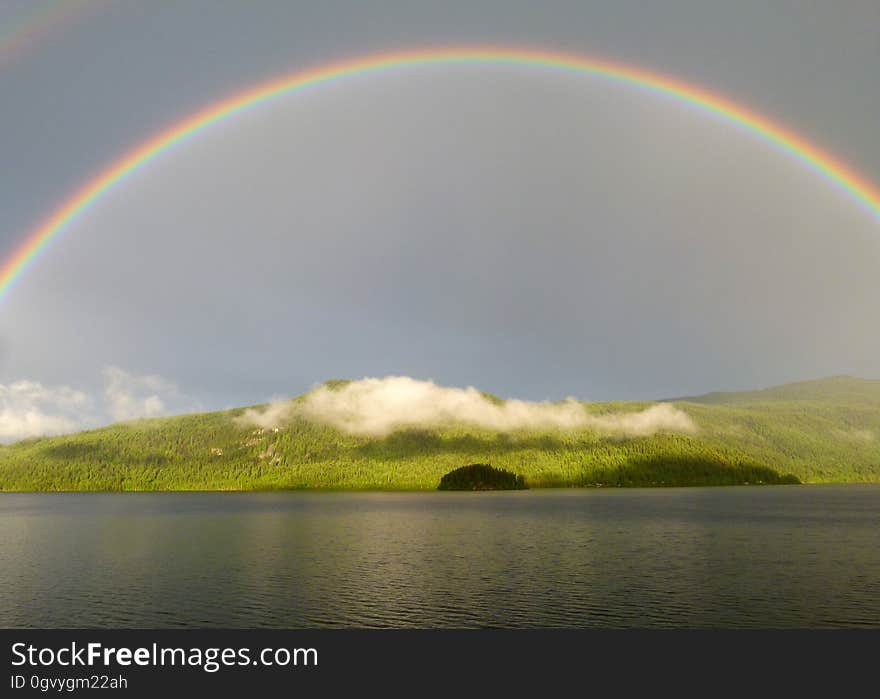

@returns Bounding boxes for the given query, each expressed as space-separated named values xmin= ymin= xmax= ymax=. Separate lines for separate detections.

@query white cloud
xmin=0 ymin=368 xmax=189 ymax=442
xmin=239 ymin=376 xmax=697 ymax=437
xmin=102 ymin=366 xmax=178 ymax=422
xmin=235 ymin=397 xmax=296 ymax=430
xmin=0 ymin=373 xmax=696 ymax=444
xmin=0 ymin=380 xmax=95 ymax=441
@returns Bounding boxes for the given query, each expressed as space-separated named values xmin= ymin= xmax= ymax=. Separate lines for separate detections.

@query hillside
xmin=1 ymin=377 xmax=879 ymax=491
xmin=673 ymin=375 xmax=880 ymax=406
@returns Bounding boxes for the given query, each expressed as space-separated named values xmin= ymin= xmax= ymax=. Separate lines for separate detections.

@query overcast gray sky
xmin=0 ymin=0 xmax=878 ymax=438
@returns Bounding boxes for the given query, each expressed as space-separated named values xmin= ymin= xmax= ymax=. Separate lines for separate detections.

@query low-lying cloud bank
xmin=236 ymin=398 xmax=294 ymax=431
xmin=239 ymin=376 xmax=696 ymax=437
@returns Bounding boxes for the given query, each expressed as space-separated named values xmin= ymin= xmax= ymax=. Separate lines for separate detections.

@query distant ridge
xmin=670 ymin=376 xmax=880 ymax=406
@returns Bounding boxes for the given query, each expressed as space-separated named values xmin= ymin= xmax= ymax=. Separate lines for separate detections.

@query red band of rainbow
xmin=3 ymin=46 xmax=879 ymax=305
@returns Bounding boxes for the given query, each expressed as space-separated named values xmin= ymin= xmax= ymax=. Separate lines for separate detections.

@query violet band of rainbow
xmin=3 ymin=46 xmax=879 ymax=305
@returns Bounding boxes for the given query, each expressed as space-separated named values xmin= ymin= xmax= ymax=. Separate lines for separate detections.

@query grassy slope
xmin=1 ymin=377 xmax=878 ymax=491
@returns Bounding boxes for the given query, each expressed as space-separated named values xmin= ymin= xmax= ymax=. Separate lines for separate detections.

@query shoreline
xmin=28 ymin=482 xmax=880 ymax=496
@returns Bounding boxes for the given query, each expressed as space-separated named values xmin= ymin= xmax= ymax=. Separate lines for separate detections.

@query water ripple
xmin=1 ymin=486 xmax=880 ymax=628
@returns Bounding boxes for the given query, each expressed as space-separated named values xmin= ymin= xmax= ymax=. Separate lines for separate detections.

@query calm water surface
xmin=1 ymin=486 xmax=879 ymax=628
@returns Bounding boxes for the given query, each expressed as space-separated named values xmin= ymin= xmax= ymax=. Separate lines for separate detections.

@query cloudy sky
xmin=0 ymin=0 xmax=878 ymax=439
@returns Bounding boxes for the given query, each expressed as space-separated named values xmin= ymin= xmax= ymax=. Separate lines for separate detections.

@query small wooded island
xmin=438 ymin=463 xmax=528 ymax=490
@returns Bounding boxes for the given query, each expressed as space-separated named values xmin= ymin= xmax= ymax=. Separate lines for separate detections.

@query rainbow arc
xmin=2 ymin=46 xmax=879 ymax=304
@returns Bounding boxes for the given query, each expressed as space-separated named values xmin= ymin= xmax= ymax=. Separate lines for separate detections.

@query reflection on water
xmin=1 ymin=486 xmax=879 ymax=628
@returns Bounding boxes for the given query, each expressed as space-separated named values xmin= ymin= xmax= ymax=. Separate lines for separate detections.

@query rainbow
xmin=3 ymin=46 xmax=880 ymax=304
xmin=0 ymin=0 xmax=100 ymax=69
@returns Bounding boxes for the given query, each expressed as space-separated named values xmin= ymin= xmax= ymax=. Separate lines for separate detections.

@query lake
xmin=1 ymin=486 xmax=878 ymax=628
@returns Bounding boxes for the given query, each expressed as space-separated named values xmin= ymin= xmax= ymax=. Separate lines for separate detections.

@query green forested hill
xmin=673 ymin=375 xmax=880 ymax=406
xmin=1 ymin=377 xmax=879 ymax=491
